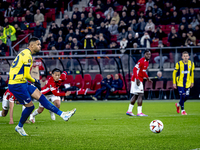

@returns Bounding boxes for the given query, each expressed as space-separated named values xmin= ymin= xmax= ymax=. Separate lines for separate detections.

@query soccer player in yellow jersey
xmin=8 ymin=37 xmax=76 ymax=136
xmin=173 ymin=51 xmax=195 ymax=115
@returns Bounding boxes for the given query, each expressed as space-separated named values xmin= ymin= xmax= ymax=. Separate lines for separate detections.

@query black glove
xmin=34 ymin=78 xmax=41 ymax=91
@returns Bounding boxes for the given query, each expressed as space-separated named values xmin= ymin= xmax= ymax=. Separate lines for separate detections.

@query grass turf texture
xmin=0 ymin=100 xmax=200 ymax=150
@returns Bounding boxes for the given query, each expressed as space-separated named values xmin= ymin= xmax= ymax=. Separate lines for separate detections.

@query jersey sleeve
xmin=172 ymin=63 xmax=179 ymax=84
xmin=50 ymin=84 xmax=66 ymax=96
xmin=133 ymin=60 xmax=142 ymax=79
xmin=8 ymin=94 xmax=15 ymax=102
xmin=23 ymin=53 xmax=35 ymax=83
xmin=191 ymin=62 xmax=195 ymax=83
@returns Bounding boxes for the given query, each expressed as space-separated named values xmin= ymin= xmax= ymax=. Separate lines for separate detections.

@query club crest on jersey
xmin=189 ymin=66 xmax=191 ymax=68
xmin=28 ymin=59 xmax=31 ymax=63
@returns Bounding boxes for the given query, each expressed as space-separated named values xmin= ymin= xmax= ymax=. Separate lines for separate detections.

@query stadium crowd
xmin=0 ymin=0 xmax=200 ymax=57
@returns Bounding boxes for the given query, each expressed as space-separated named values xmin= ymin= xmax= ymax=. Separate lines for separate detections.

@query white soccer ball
xmin=149 ymin=120 xmax=164 ymax=133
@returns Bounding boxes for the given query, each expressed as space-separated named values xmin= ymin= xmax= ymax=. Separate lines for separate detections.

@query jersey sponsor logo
xmin=182 ymin=71 xmax=190 ymax=74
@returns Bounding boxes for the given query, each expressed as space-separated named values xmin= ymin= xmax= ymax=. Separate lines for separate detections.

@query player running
xmin=126 ymin=50 xmax=152 ymax=116
xmin=173 ymin=51 xmax=195 ymax=115
xmin=30 ymin=68 xmax=71 ymax=123
xmin=0 ymin=89 xmax=16 ymax=124
xmin=8 ymin=37 xmax=76 ymax=136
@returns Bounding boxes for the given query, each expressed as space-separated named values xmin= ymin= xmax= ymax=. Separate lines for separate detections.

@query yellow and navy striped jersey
xmin=173 ymin=60 xmax=195 ymax=88
xmin=9 ymin=48 xmax=36 ymax=84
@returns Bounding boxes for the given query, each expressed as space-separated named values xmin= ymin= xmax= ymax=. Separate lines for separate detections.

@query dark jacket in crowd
xmin=0 ymin=43 xmax=8 ymax=56
xmin=111 ymin=79 xmax=123 ymax=90
xmin=33 ymin=25 xmax=45 ymax=38
xmin=101 ymin=78 xmax=113 ymax=87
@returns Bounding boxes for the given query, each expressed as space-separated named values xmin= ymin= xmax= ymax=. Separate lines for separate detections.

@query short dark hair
xmin=52 ymin=68 xmax=62 ymax=74
xmin=144 ymin=49 xmax=151 ymax=54
xmin=28 ymin=37 xmax=39 ymax=45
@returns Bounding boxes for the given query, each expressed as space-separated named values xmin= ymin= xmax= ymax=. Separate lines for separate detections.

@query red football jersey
xmin=3 ymin=89 xmax=16 ymax=102
xmin=131 ymin=57 xmax=149 ymax=82
xmin=41 ymin=73 xmax=67 ymax=96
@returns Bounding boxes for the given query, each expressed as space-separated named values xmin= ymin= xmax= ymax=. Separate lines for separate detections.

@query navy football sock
xmin=38 ymin=95 xmax=62 ymax=116
xmin=179 ymin=94 xmax=186 ymax=110
xmin=18 ymin=105 xmax=35 ymax=127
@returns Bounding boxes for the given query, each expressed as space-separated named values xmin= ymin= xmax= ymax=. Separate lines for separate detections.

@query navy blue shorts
xmin=177 ymin=86 xmax=190 ymax=96
xmin=8 ymin=83 xmax=37 ymax=105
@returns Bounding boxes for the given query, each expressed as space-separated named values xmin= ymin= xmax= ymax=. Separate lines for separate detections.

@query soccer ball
xmin=149 ymin=120 xmax=164 ymax=133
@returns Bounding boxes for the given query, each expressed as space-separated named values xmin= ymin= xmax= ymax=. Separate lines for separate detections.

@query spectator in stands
xmin=95 ymin=0 xmax=105 ymax=12
xmin=180 ymin=33 xmax=187 ymax=47
xmin=137 ymin=18 xmax=146 ymax=36
xmin=188 ymin=8 xmax=197 ymax=23
xmin=140 ymin=32 xmax=152 ymax=48
xmin=162 ymin=11 xmax=171 ymax=25
xmin=117 ymin=28 xmax=127 ymax=41
xmin=130 ymin=1 xmax=139 ymax=12
xmin=153 ymin=4 xmax=162 ymax=17
xmin=39 ymin=2 xmax=46 ymax=15
xmin=118 ymin=20 xmax=127 ymax=33
xmin=30 ymin=58 xmax=40 ymax=80
xmin=131 ymin=42 xmax=143 ymax=63
xmin=28 ymin=1 xmax=37 ymax=14
xmin=168 ymin=28 xmax=180 ymax=47
xmin=96 ymin=33 xmax=108 ymax=50
xmin=85 ymin=13 xmax=94 ymax=26
xmin=0 ymin=39 xmax=7 ymax=56
xmin=89 ymin=7 xmax=96 ymax=18
xmin=109 ymin=42 xmax=119 ymax=49
xmin=139 ymin=11 xmax=145 ymax=20
xmin=56 ymin=30 xmax=65 ymax=41
xmin=133 ymin=32 xmax=140 ymax=46
xmin=94 ymin=14 xmax=104 ymax=28
xmin=0 ymin=75 xmax=7 ymax=98
xmin=72 ymin=7 xmax=81 ymax=20
xmin=121 ymin=11 xmax=129 ymax=24
xmin=108 ymin=19 xmax=118 ymax=35
xmin=130 ymin=19 xmax=138 ymax=32
xmin=13 ymin=3 xmax=24 ymax=17
xmin=55 ymin=37 xmax=65 ymax=50
xmin=20 ymin=17 xmax=28 ymax=31
xmin=3 ymin=23 xmax=16 ymax=54
xmin=146 ymin=6 xmax=153 ymax=18
xmin=163 ymin=2 xmax=171 ymax=14
xmin=154 ymin=41 xmax=168 ymax=67
xmin=171 ymin=11 xmax=179 ymax=25
xmin=49 ymin=22 xmax=59 ymax=35
xmin=155 ymin=0 xmax=163 ymax=10
xmin=65 ymin=30 xmax=75 ymax=42
xmin=185 ymin=39 xmax=195 ymax=47
xmin=145 ymin=0 xmax=154 ymax=12
xmin=71 ymin=38 xmax=82 ymax=49
xmin=145 ymin=19 xmax=155 ymax=34
xmin=120 ymin=38 xmax=128 ymax=52
xmin=83 ymin=33 xmax=95 ymax=50
xmin=129 ymin=10 xmax=138 ymax=24
xmin=32 ymin=21 xmax=45 ymax=42
xmin=14 ymin=24 xmax=23 ymax=37
xmin=185 ymin=31 xmax=196 ymax=46
xmin=126 ymin=27 xmax=135 ymax=38
xmin=104 ymin=7 xmax=114 ymax=18
xmin=187 ymin=24 xmax=193 ymax=32
xmin=4 ymin=18 xmax=9 ymax=26
xmin=91 ymin=74 xmax=113 ymax=101
xmin=154 ymin=26 xmax=167 ymax=40
xmin=104 ymin=14 xmax=112 ymax=27
xmin=34 ymin=9 xmax=44 ymax=24
xmin=127 ymin=33 xmax=134 ymax=48
xmin=74 ymin=28 xmax=81 ymax=41
xmin=12 ymin=17 xmax=20 ymax=27
xmin=178 ymin=25 xmax=188 ymax=36
xmin=111 ymin=12 xmax=120 ymax=25
xmin=104 ymin=0 xmax=113 ymax=10
xmin=80 ymin=13 xmax=86 ymax=27
xmin=46 ymin=32 xmax=57 ymax=43
xmin=4 ymin=5 xmax=14 ymax=17
xmin=190 ymin=17 xmax=199 ymax=29
xmin=40 ymin=75 xmax=47 ymax=88
xmin=193 ymin=25 xmax=200 ymax=39
xmin=0 ymin=26 xmax=3 ymax=34
xmin=49 ymin=46 xmax=57 ymax=56
xmin=81 ymin=6 xmax=88 ymax=17
xmin=88 ymin=20 xmax=96 ymax=32
xmin=71 ymin=14 xmax=78 ymax=29
xmin=47 ymin=37 xmax=56 ymax=50
xmin=25 ymin=10 xmax=34 ymax=23
xmin=61 ymin=15 xmax=71 ymax=27
xmin=104 ymin=74 xmax=123 ymax=100
xmin=181 ymin=9 xmax=189 ymax=22
xmin=123 ymin=1 xmax=131 ymax=15
xmin=64 ymin=44 xmax=71 ymax=55
xmin=97 ymin=22 xmax=110 ymax=38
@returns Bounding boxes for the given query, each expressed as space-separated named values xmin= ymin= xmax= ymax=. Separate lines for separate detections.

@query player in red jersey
xmin=30 ymin=68 xmax=71 ymax=123
xmin=0 ymin=89 xmax=16 ymax=124
xmin=126 ymin=50 xmax=152 ymax=116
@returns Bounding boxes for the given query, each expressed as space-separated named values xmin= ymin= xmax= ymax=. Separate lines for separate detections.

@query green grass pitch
xmin=0 ymin=100 xmax=200 ymax=150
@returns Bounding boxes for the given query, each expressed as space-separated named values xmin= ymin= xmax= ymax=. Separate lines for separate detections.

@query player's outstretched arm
xmin=172 ymin=63 xmax=179 ymax=89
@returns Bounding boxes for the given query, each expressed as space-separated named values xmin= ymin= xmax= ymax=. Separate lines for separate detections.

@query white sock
xmin=0 ymin=111 xmax=2 ymax=117
xmin=181 ymin=110 xmax=185 ymax=113
xmin=22 ymin=106 xmax=26 ymax=111
xmin=128 ymin=104 xmax=134 ymax=112
xmin=137 ymin=106 xmax=142 ymax=114
xmin=177 ymin=103 xmax=180 ymax=107
xmin=32 ymin=109 xmax=39 ymax=117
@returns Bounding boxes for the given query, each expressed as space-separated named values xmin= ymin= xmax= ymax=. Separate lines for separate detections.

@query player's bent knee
xmin=24 ymin=101 xmax=34 ymax=107
xmin=31 ymin=88 xmax=42 ymax=100
xmin=38 ymin=107 xmax=44 ymax=113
